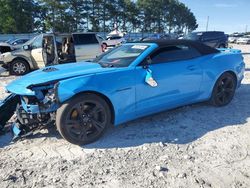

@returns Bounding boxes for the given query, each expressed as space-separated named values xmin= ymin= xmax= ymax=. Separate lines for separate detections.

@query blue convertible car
xmin=4 ymin=40 xmax=245 ymax=145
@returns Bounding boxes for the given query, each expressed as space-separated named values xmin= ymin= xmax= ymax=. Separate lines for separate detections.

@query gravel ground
xmin=0 ymin=44 xmax=250 ymax=188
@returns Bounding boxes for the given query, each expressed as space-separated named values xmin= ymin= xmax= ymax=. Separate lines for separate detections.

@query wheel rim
xmin=65 ymin=100 xmax=107 ymax=142
xmin=13 ymin=62 xmax=26 ymax=74
xmin=215 ymin=76 xmax=235 ymax=105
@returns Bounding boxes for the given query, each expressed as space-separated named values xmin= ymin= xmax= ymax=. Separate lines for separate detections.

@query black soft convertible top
xmin=135 ymin=39 xmax=220 ymax=55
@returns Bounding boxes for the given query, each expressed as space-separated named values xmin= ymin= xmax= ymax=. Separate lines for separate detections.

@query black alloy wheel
xmin=210 ymin=72 xmax=236 ymax=106
xmin=56 ymin=94 xmax=111 ymax=145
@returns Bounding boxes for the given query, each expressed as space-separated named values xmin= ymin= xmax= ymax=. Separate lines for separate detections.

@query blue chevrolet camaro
xmin=5 ymin=40 xmax=245 ymax=145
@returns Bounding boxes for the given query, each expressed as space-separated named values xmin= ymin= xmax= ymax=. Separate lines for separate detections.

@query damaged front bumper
xmin=11 ymin=94 xmax=59 ymax=138
xmin=1 ymin=83 xmax=60 ymax=139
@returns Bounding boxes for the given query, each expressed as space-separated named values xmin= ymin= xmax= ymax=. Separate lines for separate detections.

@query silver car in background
xmin=0 ymin=33 xmax=102 ymax=75
xmin=236 ymin=35 xmax=250 ymax=44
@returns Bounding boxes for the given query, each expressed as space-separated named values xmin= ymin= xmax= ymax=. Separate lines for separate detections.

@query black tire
xmin=210 ymin=72 xmax=237 ymax=107
xmin=10 ymin=59 xmax=30 ymax=75
xmin=56 ymin=93 xmax=111 ymax=145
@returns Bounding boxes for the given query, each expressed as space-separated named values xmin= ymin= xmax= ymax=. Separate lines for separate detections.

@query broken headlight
xmin=42 ymin=83 xmax=59 ymax=104
xmin=26 ymin=82 xmax=59 ymax=109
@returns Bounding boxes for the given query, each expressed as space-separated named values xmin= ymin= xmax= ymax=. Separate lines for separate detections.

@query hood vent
xmin=42 ymin=67 xmax=58 ymax=72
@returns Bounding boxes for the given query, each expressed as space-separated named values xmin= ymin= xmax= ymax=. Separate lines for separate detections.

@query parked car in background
xmin=236 ymin=35 xmax=250 ymax=44
xmin=142 ymin=33 xmax=178 ymax=41
xmin=101 ymin=35 xmax=126 ymax=52
xmin=8 ymin=38 xmax=30 ymax=49
xmin=4 ymin=38 xmax=16 ymax=43
xmin=0 ymin=38 xmax=30 ymax=54
xmin=4 ymin=40 xmax=245 ymax=145
xmin=228 ymin=34 xmax=244 ymax=43
xmin=0 ymin=33 xmax=102 ymax=75
xmin=184 ymin=31 xmax=228 ymax=48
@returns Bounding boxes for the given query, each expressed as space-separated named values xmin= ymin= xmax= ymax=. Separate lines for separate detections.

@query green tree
xmin=0 ymin=0 xmax=198 ymax=34
xmin=0 ymin=0 xmax=38 ymax=34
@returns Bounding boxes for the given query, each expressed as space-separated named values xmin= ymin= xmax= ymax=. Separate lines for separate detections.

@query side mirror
xmin=143 ymin=57 xmax=152 ymax=69
xmin=146 ymin=56 xmax=152 ymax=65
xmin=23 ymin=45 xmax=31 ymax=51
xmin=13 ymin=42 xmax=17 ymax=45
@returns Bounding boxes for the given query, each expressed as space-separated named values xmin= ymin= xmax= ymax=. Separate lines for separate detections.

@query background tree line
xmin=0 ymin=0 xmax=198 ymax=34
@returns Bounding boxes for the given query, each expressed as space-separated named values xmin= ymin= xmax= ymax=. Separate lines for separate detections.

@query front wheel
xmin=10 ymin=59 xmax=30 ymax=75
xmin=210 ymin=72 xmax=237 ymax=107
xmin=56 ymin=94 xmax=111 ymax=145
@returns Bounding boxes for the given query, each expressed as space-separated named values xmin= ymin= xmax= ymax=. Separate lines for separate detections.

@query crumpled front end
xmin=4 ymin=82 xmax=60 ymax=139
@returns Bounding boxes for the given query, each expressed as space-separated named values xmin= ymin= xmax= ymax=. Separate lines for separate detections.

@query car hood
xmin=0 ymin=42 xmax=11 ymax=47
xmin=6 ymin=62 xmax=115 ymax=95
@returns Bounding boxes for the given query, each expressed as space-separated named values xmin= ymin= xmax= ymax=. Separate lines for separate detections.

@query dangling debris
xmin=0 ymin=94 xmax=20 ymax=132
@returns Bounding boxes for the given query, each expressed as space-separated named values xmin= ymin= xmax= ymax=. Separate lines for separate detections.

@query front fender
xmin=57 ymin=74 xmax=98 ymax=103
xmin=56 ymin=69 xmax=137 ymax=126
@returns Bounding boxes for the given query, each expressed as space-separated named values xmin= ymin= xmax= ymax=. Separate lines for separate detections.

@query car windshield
xmin=5 ymin=38 xmax=16 ymax=44
xmin=93 ymin=44 xmax=149 ymax=67
xmin=23 ymin=35 xmax=40 ymax=46
xmin=185 ymin=33 xmax=202 ymax=40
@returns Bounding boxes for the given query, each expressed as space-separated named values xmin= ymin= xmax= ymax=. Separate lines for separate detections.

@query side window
xmin=73 ymin=34 xmax=98 ymax=45
xmin=151 ymin=45 xmax=201 ymax=64
xmin=111 ymin=36 xmax=122 ymax=40
xmin=31 ymin=35 xmax=43 ymax=49
xmin=203 ymin=32 xmax=222 ymax=40
xmin=202 ymin=33 xmax=211 ymax=40
xmin=23 ymin=39 xmax=29 ymax=43
xmin=15 ymin=40 xmax=22 ymax=44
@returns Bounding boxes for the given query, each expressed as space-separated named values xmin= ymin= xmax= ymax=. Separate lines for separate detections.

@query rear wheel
xmin=210 ymin=72 xmax=236 ymax=107
xmin=56 ymin=94 xmax=111 ymax=145
xmin=10 ymin=59 xmax=30 ymax=75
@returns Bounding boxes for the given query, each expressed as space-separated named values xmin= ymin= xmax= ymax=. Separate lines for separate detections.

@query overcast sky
xmin=179 ymin=0 xmax=249 ymax=34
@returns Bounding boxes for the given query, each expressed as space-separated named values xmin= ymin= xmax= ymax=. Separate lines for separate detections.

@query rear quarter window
xmin=73 ymin=34 xmax=98 ymax=45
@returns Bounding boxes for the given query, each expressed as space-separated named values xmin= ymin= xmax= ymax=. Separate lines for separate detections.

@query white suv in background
xmin=101 ymin=35 xmax=126 ymax=52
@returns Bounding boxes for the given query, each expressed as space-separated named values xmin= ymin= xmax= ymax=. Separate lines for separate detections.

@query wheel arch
xmin=224 ymin=70 xmax=237 ymax=83
xmin=70 ymin=91 xmax=115 ymax=124
xmin=12 ymin=57 xmax=31 ymax=70
xmin=210 ymin=70 xmax=238 ymax=97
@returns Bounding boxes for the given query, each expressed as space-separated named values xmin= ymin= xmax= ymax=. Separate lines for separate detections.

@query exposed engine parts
xmin=0 ymin=93 xmax=57 ymax=140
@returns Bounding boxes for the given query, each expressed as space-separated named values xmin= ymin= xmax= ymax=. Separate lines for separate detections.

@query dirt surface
xmin=0 ymin=44 xmax=250 ymax=188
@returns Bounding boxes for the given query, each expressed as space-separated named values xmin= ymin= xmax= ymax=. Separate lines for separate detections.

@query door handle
xmin=187 ymin=65 xmax=196 ymax=71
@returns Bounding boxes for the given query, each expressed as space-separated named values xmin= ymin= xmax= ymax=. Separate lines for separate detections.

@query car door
xmin=72 ymin=33 xmax=101 ymax=61
xmin=135 ymin=45 xmax=203 ymax=116
xmin=30 ymin=34 xmax=44 ymax=68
